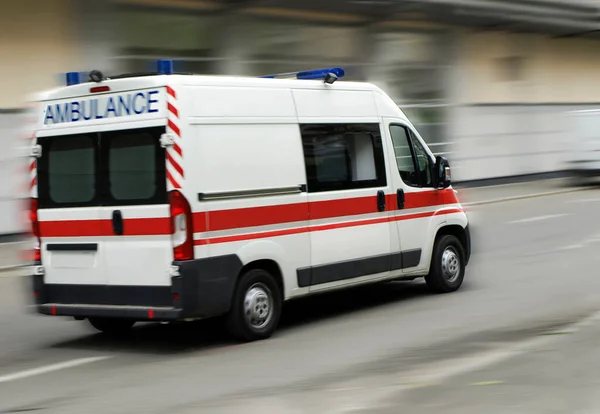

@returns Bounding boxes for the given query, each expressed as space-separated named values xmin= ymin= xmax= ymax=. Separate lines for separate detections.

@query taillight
xmin=169 ymin=190 xmax=194 ymax=261
xmin=30 ymin=198 xmax=41 ymax=263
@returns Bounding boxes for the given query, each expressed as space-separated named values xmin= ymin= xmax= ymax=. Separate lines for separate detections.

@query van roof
xmin=34 ymin=74 xmax=387 ymax=103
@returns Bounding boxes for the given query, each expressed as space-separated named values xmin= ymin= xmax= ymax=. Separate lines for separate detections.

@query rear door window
xmin=39 ymin=134 xmax=98 ymax=207
xmin=38 ymin=127 xmax=166 ymax=208
xmin=102 ymin=128 xmax=166 ymax=205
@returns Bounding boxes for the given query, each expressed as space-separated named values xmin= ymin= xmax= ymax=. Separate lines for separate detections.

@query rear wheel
xmin=425 ymin=234 xmax=466 ymax=293
xmin=88 ymin=318 xmax=135 ymax=336
xmin=226 ymin=268 xmax=282 ymax=342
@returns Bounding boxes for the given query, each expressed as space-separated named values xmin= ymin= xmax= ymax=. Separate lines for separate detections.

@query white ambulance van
xmin=29 ymin=61 xmax=471 ymax=341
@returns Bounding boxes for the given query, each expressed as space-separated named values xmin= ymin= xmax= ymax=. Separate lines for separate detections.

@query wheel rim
xmin=441 ymin=246 xmax=461 ymax=283
xmin=243 ymin=282 xmax=273 ymax=330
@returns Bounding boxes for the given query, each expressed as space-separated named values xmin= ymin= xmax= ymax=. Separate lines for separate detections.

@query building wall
xmin=448 ymin=30 xmax=600 ymax=181
xmin=0 ymin=0 xmax=85 ymax=236
xmin=2 ymin=2 xmax=600 ymax=237
xmin=0 ymin=0 xmax=82 ymax=108
xmin=0 ymin=112 xmax=30 ymax=237
xmin=457 ymin=31 xmax=600 ymax=104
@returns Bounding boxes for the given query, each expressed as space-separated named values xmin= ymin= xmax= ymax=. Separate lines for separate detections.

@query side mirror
xmin=435 ymin=156 xmax=451 ymax=189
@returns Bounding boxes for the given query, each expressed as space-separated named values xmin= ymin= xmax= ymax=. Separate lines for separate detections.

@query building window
xmin=115 ymin=10 xmax=219 ymax=74
xmin=496 ymin=56 xmax=526 ymax=82
xmin=300 ymin=124 xmax=387 ymax=192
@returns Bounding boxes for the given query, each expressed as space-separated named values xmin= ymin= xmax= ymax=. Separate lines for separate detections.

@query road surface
xmin=0 ymin=180 xmax=599 ymax=413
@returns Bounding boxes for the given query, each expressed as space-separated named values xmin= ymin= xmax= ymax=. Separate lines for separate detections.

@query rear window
xmin=103 ymin=129 xmax=165 ymax=204
xmin=37 ymin=127 xmax=167 ymax=208
xmin=46 ymin=134 xmax=96 ymax=205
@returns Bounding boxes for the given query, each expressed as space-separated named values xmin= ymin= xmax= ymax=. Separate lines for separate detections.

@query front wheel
xmin=425 ymin=234 xmax=466 ymax=293
xmin=226 ymin=268 xmax=282 ymax=342
xmin=88 ymin=318 xmax=135 ymax=336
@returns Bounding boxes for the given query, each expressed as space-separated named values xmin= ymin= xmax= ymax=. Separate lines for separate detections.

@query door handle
xmin=377 ymin=190 xmax=386 ymax=212
xmin=112 ymin=210 xmax=124 ymax=235
xmin=397 ymin=189 xmax=405 ymax=210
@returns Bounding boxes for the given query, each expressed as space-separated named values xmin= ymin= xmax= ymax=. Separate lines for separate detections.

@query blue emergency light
xmin=66 ymin=71 xmax=82 ymax=86
xmin=157 ymin=59 xmax=174 ymax=75
xmin=261 ymin=67 xmax=345 ymax=82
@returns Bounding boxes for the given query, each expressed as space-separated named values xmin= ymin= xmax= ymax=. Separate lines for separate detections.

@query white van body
xmin=30 ymin=68 xmax=470 ymax=340
xmin=566 ymin=109 xmax=600 ymax=178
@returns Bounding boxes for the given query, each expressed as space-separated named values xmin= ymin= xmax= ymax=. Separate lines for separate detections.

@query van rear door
xmin=37 ymin=126 xmax=172 ymax=299
xmin=96 ymin=126 xmax=172 ymax=287
xmin=37 ymin=132 xmax=105 ymax=286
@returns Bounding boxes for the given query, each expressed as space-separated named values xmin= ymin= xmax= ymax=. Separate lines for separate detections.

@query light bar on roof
xmin=262 ymin=67 xmax=345 ymax=80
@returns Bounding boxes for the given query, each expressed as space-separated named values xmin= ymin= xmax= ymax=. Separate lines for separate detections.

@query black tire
xmin=88 ymin=318 xmax=135 ymax=336
xmin=425 ymin=234 xmax=466 ymax=294
xmin=226 ymin=268 xmax=282 ymax=342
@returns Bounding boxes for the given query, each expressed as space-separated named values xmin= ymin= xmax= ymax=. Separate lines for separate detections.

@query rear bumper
xmin=37 ymin=304 xmax=183 ymax=320
xmin=33 ymin=255 xmax=243 ymax=322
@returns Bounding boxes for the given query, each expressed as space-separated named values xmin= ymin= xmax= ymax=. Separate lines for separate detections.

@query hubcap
xmin=441 ymin=247 xmax=461 ymax=283
xmin=243 ymin=283 xmax=273 ymax=329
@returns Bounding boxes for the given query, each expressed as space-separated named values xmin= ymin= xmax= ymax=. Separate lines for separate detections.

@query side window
xmin=410 ymin=132 xmax=433 ymax=187
xmin=389 ymin=125 xmax=418 ymax=187
xmin=389 ymin=125 xmax=434 ymax=188
xmin=300 ymin=123 xmax=387 ymax=192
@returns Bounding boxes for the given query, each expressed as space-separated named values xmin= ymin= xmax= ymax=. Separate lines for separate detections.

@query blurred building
xmin=2 ymin=0 xmax=600 ymax=234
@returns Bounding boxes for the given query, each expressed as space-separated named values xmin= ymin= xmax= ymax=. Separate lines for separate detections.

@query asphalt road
xmin=366 ymin=311 xmax=600 ymax=414
xmin=1 ymin=180 xmax=600 ymax=413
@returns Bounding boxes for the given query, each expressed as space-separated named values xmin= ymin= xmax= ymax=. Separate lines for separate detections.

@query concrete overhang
xmin=114 ymin=0 xmax=600 ymax=36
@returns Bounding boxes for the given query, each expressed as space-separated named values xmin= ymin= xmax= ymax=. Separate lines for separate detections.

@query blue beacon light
xmin=66 ymin=72 xmax=81 ymax=86
xmin=297 ymin=67 xmax=345 ymax=80
xmin=157 ymin=59 xmax=174 ymax=75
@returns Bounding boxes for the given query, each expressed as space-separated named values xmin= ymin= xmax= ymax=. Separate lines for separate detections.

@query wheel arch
xmin=238 ymin=259 xmax=285 ymax=301
xmin=433 ymin=224 xmax=471 ymax=266
xmin=234 ymin=240 xmax=287 ymax=300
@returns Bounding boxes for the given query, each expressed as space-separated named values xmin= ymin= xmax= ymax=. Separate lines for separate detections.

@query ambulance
xmin=29 ymin=61 xmax=471 ymax=341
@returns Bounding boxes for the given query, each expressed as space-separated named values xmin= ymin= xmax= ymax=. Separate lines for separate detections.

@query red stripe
xmin=193 ymin=189 xmax=459 ymax=233
xmin=172 ymin=142 xmax=183 ymax=158
xmin=40 ymin=217 xmax=171 ymax=237
xmin=166 ymin=86 xmax=176 ymax=99
xmin=168 ymin=119 xmax=181 ymax=137
xmin=166 ymin=152 xmax=184 ymax=177
xmin=385 ymin=191 xmax=459 ymax=210
xmin=167 ymin=170 xmax=181 ymax=189
xmin=167 ymin=102 xmax=179 ymax=118
xmin=37 ymin=193 xmax=463 ymax=239
xmin=30 ymin=176 xmax=36 ymax=189
xmin=195 ymin=202 xmax=309 ymax=233
xmin=439 ymin=207 xmax=463 ymax=215
xmin=29 ymin=161 xmax=36 ymax=172
xmin=194 ymin=207 xmax=464 ymax=245
xmin=309 ymin=196 xmax=379 ymax=220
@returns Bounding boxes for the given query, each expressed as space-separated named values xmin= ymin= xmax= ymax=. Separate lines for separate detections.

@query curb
xmin=462 ymin=186 xmax=589 ymax=207
xmin=0 ymin=265 xmax=25 ymax=271
xmin=0 ymin=267 xmax=27 ymax=279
